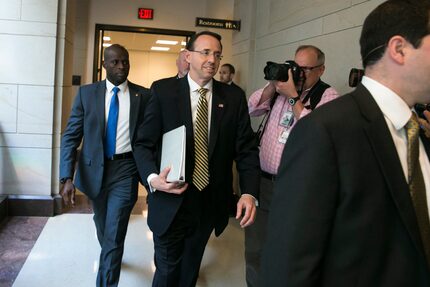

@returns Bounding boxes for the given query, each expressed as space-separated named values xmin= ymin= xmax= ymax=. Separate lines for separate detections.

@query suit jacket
xmin=134 ymin=77 xmax=260 ymax=236
xmin=230 ymin=81 xmax=245 ymax=94
xmin=60 ymin=80 xmax=150 ymax=199
xmin=261 ymin=84 xmax=430 ymax=286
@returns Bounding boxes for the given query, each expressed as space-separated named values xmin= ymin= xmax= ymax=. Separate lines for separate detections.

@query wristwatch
xmin=288 ymin=96 xmax=301 ymax=106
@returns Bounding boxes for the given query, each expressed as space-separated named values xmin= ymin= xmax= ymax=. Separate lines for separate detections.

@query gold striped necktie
xmin=405 ymin=112 xmax=430 ymax=265
xmin=192 ymin=88 xmax=210 ymax=191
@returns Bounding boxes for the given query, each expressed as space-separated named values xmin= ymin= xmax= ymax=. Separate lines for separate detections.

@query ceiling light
xmin=156 ymin=40 xmax=178 ymax=45
xmin=103 ymin=36 xmax=111 ymax=41
xmin=103 ymin=43 xmax=112 ymax=47
xmin=181 ymin=41 xmax=186 ymax=46
xmin=151 ymin=46 xmax=170 ymax=51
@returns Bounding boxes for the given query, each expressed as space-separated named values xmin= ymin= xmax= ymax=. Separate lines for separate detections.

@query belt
xmin=105 ymin=152 xmax=133 ymax=161
xmin=261 ymin=170 xmax=276 ymax=181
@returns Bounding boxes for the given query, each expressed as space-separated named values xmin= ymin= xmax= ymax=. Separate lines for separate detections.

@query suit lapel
xmin=209 ymin=81 xmax=225 ymax=160
xmin=128 ymin=82 xmax=141 ymax=141
xmin=177 ymin=78 xmax=194 ymax=164
xmin=96 ymin=80 xmax=106 ymax=140
xmin=354 ymin=84 xmax=424 ymax=255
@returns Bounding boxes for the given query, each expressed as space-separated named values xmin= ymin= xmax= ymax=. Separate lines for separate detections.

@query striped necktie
xmin=192 ymin=88 xmax=210 ymax=191
xmin=405 ymin=112 xmax=430 ymax=265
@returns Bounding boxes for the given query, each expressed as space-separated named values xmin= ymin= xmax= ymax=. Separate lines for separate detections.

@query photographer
xmin=245 ymin=45 xmax=339 ymax=287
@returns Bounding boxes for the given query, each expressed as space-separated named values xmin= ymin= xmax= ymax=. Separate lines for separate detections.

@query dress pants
xmin=92 ymin=158 xmax=138 ymax=287
xmin=245 ymin=177 xmax=274 ymax=287
xmin=152 ymin=186 xmax=215 ymax=287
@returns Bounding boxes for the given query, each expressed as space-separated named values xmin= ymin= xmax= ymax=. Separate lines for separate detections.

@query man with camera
xmin=245 ymin=45 xmax=339 ymax=287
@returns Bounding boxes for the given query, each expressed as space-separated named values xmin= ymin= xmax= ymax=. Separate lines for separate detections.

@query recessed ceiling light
xmin=103 ymin=36 xmax=111 ymax=41
xmin=151 ymin=46 xmax=170 ymax=51
xmin=181 ymin=41 xmax=186 ymax=46
xmin=103 ymin=43 xmax=112 ymax=47
xmin=156 ymin=40 xmax=178 ymax=45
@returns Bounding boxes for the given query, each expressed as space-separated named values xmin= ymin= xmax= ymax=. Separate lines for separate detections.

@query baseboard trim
xmin=7 ymin=195 xmax=63 ymax=217
xmin=0 ymin=196 xmax=7 ymax=224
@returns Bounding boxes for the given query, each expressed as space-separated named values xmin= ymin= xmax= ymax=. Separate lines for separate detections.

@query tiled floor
xmin=0 ymin=217 xmax=49 ymax=287
xmin=1 ymin=194 xmax=247 ymax=287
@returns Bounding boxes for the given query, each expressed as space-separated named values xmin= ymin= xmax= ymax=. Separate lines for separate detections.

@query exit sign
xmin=138 ymin=8 xmax=154 ymax=19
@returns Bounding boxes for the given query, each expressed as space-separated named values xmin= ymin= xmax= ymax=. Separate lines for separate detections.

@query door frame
xmin=93 ymin=24 xmax=195 ymax=82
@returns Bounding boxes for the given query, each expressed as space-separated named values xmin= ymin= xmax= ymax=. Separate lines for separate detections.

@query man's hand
xmin=236 ymin=194 xmax=257 ymax=228
xmin=418 ymin=110 xmax=430 ymax=138
xmin=274 ymin=69 xmax=299 ymax=99
xmin=60 ymin=179 xmax=76 ymax=207
xmin=150 ymin=166 xmax=188 ymax=194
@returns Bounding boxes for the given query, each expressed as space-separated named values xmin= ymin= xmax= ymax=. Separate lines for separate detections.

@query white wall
xmin=0 ymin=0 xmax=71 ymax=196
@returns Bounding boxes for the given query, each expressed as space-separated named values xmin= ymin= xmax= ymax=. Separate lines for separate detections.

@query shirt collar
xmin=187 ymin=74 xmax=213 ymax=92
xmin=361 ymin=76 xmax=411 ymax=130
xmin=106 ymin=79 xmax=128 ymax=94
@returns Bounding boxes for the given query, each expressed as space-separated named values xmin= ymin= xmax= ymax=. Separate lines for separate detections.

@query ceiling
xmin=103 ymin=31 xmax=187 ymax=53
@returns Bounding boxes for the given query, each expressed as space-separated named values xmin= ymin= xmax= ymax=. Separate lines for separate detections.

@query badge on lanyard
xmin=278 ymin=129 xmax=290 ymax=144
xmin=279 ymin=110 xmax=294 ymax=128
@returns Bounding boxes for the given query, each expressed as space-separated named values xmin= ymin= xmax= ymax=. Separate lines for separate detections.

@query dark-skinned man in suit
xmin=59 ymin=44 xmax=150 ymax=287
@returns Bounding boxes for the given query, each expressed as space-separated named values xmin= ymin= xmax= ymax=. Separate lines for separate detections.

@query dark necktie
xmin=193 ymin=88 xmax=210 ymax=191
xmin=104 ymin=86 xmax=120 ymax=158
xmin=405 ymin=112 xmax=430 ymax=265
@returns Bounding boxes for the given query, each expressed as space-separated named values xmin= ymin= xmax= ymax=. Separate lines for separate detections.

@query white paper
xmin=160 ymin=125 xmax=186 ymax=182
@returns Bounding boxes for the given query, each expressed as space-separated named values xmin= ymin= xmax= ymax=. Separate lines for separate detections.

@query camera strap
xmin=302 ymin=79 xmax=330 ymax=110
xmin=255 ymin=92 xmax=279 ymax=146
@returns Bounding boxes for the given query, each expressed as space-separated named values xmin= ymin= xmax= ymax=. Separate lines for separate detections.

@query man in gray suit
xmin=59 ymin=44 xmax=150 ymax=287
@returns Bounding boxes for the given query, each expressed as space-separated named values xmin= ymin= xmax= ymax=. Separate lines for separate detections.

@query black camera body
xmin=348 ymin=68 xmax=364 ymax=87
xmin=264 ymin=60 xmax=303 ymax=83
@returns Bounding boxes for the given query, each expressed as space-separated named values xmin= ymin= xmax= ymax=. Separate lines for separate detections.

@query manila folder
xmin=160 ymin=125 xmax=186 ymax=182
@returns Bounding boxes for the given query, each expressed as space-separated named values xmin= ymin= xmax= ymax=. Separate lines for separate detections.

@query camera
xmin=349 ymin=68 xmax=364 ymax=87
xmin=264 ymin=60 xmax=304 ymax=83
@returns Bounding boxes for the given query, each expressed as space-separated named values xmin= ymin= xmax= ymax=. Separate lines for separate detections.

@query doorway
xmin=93 ymin=24 xmax=195 ymax=87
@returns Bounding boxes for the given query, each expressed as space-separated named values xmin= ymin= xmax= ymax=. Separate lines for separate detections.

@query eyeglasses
xmin=299 ymin=64 xmax=323 ymax=73
xmin=189 ymin=49 xmax=223 ymax=60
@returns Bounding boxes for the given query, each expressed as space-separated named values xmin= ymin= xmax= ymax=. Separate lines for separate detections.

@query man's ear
xmin=387 ymin=35 xmax=407 ymax=64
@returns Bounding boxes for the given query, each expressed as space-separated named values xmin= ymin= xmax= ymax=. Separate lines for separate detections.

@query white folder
xmin=160 ymin=125 xmax=186 ymax=183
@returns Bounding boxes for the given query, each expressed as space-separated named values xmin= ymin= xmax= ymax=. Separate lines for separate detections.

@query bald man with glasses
xmin=245 ymin=44 xmax=339 ymax=287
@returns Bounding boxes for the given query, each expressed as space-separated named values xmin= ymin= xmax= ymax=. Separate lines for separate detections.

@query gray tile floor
xmin=1 ymin=193 xmax=247 ymax=287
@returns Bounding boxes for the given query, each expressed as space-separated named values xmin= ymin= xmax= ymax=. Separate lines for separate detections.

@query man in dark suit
xmin=219 ymin=63 xmax=245 ymax=93
xmin=261 ymin=1 xmax=430 ymax=286
xmin=134 ymin=31 xmax=260 ymax=286
xmin=59 ymin=44 xmax=150 ymax=287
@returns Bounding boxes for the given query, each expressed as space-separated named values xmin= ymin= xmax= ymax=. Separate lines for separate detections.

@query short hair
xmin=295 ymin=45 xmax=325 ymax=65
xmin=185 ymin=31 xmax=223 ymax=51
xmin=360 ymin=0 xmax=430 ymax=68
xmin=104 ymin=44 xmax=128 ymax=60
xmin=221 ymin=63 xmax=235 ymax=74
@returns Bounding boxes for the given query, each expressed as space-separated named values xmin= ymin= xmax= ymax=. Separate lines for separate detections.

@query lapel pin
xmin=218 ymin=104 xmax=224 ymax=108
xmin=135 ymin=93 xmax=139 ymax=97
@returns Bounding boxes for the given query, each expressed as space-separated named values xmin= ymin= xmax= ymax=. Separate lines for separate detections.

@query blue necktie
xmin=104 ymin=86 xmax=120 ymax=158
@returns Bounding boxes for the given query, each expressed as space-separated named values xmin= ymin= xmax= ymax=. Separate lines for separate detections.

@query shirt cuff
xmin=147 ymin=173 xmax=158 ymax=193
xmin=241 ymin=194 xmax=259 ymax=207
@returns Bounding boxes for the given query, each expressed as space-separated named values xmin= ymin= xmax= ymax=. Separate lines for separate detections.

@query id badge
xmin=278 ymin=129 xmax=290 ymax=144
xmin=280 ymin=110 xmax=294 ymax=128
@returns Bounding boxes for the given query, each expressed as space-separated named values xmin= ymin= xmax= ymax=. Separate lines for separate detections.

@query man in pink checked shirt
xmin=245 ymin=45 xmax=339 ymax=287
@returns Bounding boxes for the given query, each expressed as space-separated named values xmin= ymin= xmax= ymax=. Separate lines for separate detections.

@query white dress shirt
xmin=105 ymin=79 xmax=131 ymax=154
xmin=362 ymin=76 xmax=430 ymax=215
